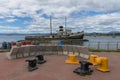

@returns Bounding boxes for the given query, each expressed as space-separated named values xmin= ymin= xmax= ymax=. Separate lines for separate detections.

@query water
xmin=84 ymin=36 xmax=120 ymax=42
xmin=0 ymin=34 xmax=120 ymax=50
xmin=0 ymin=35 xmax=25 ymax=42
xmin=84 ymin=36 xmax=120 ymax=50
xmin=0 ymin=34 xmax=43 ymax=42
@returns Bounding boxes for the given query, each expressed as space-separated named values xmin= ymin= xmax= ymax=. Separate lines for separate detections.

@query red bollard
xmin=27 ymin=42 xmax=32 ymax=45
xmin=11 ymin=42 xmax=16 ymax=46
xmin=22 ymin=42 xmax=27 ymax=45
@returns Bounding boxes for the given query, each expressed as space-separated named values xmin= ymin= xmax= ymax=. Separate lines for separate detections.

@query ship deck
xmin=0 ymin=52 xmax=120 ymax=80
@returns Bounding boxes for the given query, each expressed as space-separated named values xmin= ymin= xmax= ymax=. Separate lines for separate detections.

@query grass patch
xmin=0 ymin=49 xmax=10 ymax=53
xmin=89 ymin=49 xmax=120 ymax=52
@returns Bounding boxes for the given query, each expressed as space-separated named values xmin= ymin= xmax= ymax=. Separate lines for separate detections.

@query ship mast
xmin=50 ymin=16 xmax=52 ymax=37
xmin=65 ymin=16 xmax=67 ymax=36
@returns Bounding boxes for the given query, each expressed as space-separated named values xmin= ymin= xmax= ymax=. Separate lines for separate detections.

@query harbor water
xmin=84 ymin=36 xmax=120 ymax=50
xmin=0 ymin=34 xmax=120 ymax=50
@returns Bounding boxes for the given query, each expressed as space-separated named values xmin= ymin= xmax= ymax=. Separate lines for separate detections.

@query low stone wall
xmin=7 ymin=45 xmax=90 ymax=59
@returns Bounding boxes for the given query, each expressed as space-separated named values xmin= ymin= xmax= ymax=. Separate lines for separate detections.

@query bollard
xmin=26 ymin=58 xmax=38 ymax=71
xmin=89 ymin=54 xmax=99 ymax=65
xmin=73 ymin=61 xmax=93 ymax=76
xmin=65 ymin=54 xmax=79 ymax=64
xmin=89 ymin=55 xmax=110 ymax=72
xmin=11 ymin=42 xmax=16 ymax=46
xmin=26 ymin=42 xmax=32 ymax=45
xmin=22 ymin=42 xmax=27 ymax=45
xmin=36 ymin=55 xmax=46 ymax=64
xmin=95 ymin=57 xmax=110 ymax=72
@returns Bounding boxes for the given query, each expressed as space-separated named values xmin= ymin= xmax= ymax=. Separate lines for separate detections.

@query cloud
xmin=0 ymin=0 xmax=120 ymax=33
xmin=6 ymin=18 xmax=17 ymax=22
xmin=0 ymin=25 xmax=21 ymax=33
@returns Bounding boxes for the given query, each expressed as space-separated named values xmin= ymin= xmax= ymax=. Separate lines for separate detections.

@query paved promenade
xmin=0 ymin=52 xmax=119 ymax=80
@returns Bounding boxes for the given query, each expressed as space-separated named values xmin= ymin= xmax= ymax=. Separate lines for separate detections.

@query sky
xmin=0 ymin=0 xmax=120 ymax=34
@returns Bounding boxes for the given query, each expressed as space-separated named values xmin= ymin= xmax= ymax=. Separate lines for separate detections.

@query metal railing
xmin=1 ymin=41 xmax=120 ymax=50
xmin=84 ymin=42 xmax=120 ymax=50
xmin=64 ymin=41 xmax=120 ymax=50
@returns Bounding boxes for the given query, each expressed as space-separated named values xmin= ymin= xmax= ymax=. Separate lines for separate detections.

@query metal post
xmin=88 ymin=42 xmax=90 ymax=49
xmin=107 ymin=42 xmax=109 ymax=50
xmin=116 ymin=42 xmax=118 ymax=50
xmin=97 ymin=42 xmax=100 ymax=50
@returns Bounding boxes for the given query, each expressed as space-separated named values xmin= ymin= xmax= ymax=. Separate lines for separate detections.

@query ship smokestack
xmin=59 ymin=26 xmax=63 ymax=32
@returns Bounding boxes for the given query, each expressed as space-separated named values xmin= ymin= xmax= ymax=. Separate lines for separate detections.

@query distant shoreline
xmin=0 ymin=33 xmax=120 ymax=36
xmin=85 ymin=33 xmax=120 ymax=36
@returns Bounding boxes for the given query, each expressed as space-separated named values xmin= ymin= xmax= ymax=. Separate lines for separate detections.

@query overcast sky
xmin=0 ymin=0 xmax=120 ymax=33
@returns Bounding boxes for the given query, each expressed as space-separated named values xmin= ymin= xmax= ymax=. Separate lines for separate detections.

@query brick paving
xmin=0 ymin=52 xmax=120 ymax=80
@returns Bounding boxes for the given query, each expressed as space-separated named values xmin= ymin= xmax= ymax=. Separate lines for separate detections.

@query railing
xmin=84 ymin=42 xmax=120 ymax=50
xmin=1 ymin=41 xmax=120 ymax=50
xmin=64 ymin=41 xmax=120 ymax=50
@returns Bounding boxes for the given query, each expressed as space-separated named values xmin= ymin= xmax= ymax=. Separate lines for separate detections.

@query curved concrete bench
xmin=7 ymin=45 xmax=91 ymax=59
